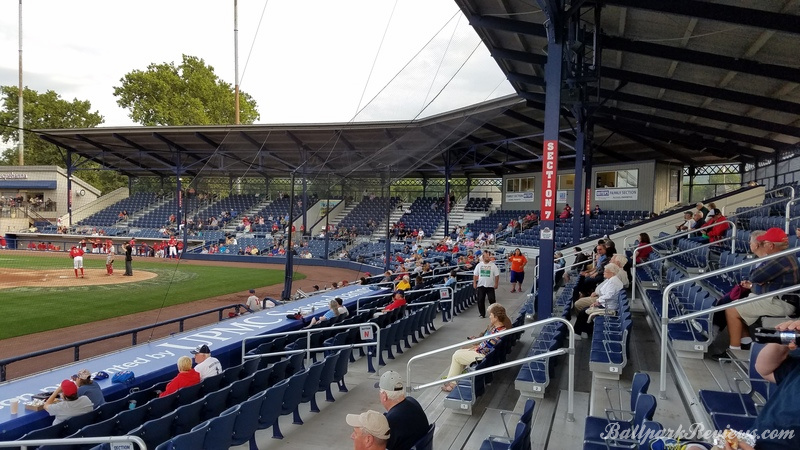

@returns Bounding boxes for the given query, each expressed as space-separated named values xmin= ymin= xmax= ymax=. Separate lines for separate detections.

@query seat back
xmin=230 ymin=390 xmax=264 ymax=446
xmin=409 ymin=423 xmax=435 ymax=450
xmin=317 ymin=352 xmax=340 ymax=391
xmin=280 ymin=369 xmax=310 ymax=414
xmin=286 ymin=352 xmax=306 ymax=377
xmin=630 ymin=372 xmax=651 ymax=411
xmin=228 ymin=374 xmax=255 ymax=406
xmin=300 ymin=360 xmax=326 ymax=402
xmin=199 ymin=404 xmax=239 ymax=450
xmin=268 ymin=359 xmax=291 ymax=386
xmin=160 ymin=425 xmax=206 ymax=450
xmin=201 ymin=388 xmax=230 ymax=420
xmin=638 ymin=420 xmax=664 ymax=450
xmin=199 ymin=372 xmax=223 ymax=394
xmin=127 ymin=413 xmax=176 ymax=450
xmin=258 ymin=379 xmax=290 ymax=429
xmin=173 ymin=398 xmax=205 ymax=435
xmin=633 ymin=394 xmax=657 ymax=427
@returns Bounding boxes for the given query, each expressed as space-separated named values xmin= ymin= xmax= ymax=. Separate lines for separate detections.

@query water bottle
xmin=128 ymin=400 xmax=137 ymax=410
xmin=754 ymin=327 xmax=800 ymax=345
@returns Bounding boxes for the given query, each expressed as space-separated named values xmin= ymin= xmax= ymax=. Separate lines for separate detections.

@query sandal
xmin=441 ymin=383 xmax=455 ymax=392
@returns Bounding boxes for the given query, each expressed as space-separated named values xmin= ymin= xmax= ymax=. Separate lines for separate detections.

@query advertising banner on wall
xmin=594 ymin=188 xmax=638 ymax=201
xmin=557 ymin=190 xmax=567 ymax=203
xmin=505 ymin=191 xmax=534 ymax=202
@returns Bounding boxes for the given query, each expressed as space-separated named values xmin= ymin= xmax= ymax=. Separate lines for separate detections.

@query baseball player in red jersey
xmin=69 ymin=245 xmax=85 ymax=278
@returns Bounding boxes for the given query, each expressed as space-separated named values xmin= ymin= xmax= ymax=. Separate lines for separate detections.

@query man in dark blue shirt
xmin=375 ymin=371 xmax=429 ymax=450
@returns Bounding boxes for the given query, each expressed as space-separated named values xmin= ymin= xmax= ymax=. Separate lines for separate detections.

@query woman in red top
xmin=636 ymin=233 xmax=652 ymax=264
xmin=507 ymin=248 xmax=528 ymax=293
xmin=160 ymin=356 xmax=200 ymax=397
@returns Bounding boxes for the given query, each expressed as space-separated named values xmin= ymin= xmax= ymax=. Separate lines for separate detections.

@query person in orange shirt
xmin=508 ymin=248 xmax=528 ymax=293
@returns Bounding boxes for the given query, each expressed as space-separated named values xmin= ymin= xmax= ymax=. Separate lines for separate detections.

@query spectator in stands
xmin=740 ymin=319 xmax=800 ymax=450
xmin=508 ymin=248 xmax=528 ymax=293
xmin=676 ymin=211 xmax=695 ymax=232
xmin=44 ymin=379 xmax=94 ymax=424
xmin=442 ymin=303 xmax=511 ymax=392
xmin=696 ymin=202 xmax=709 ymax=218
xmin=474 ymin=251 xmax=501 ymax=318
xmin=716 ymin=228 xmax=799 ymax=357
xmin=705 ymin=202 xmax=719 ymax=219
xmin=74 ymin=369 xmax=105 ymax=408
xmin=335 ymin=297 xmax=349 ymax=317
xmin=375 ymin=371 xmax=429 ymax=450
xmin=191 ymin=344 xmax=222 ymax=380
xmin=396 ymin=275 xmax=411 ymax=292
xmin=691 ymin=211 xmax=705 ymax=236
xmin=593 ymin=205 xmax=602 ymax=217
xmin=706 ymin=210 xmax=730 ymax=244
xmin=160 ymin=356 xmax=201 ymax=397
xmin=573 ymin=247 xmax=590 ymax=272
xmin=635 ymin=233 xmax=652 ymax=263
xmin=442 ymin=270 xmax=458 ymax=288
xmin=377 ymin=290 xmax=407 ymax=315
xmin=572 ymin=264 xmax=624 ymax=337
xmin=571 ymin=244 xmax=610 ymax=304
xmin=346 ymin=410 xmax=390 ymax=450
xmin=559 ymin=204 xmax=572 ymax=219
xmin=306 ymin=299 xmax=342 ymax=327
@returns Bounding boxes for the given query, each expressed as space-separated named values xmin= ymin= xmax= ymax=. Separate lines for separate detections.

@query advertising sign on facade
xmin=594 ymin=188 xmax=638 ymax=201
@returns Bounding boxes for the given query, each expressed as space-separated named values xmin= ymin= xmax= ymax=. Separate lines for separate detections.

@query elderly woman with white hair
xmin=572 ymin=264 xmax=624 ymax=336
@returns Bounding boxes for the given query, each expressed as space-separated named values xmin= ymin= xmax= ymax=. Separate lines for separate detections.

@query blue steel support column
xmin=383 ymin=175 xmax=392 ymax=273
xmin=444 ymin=153 xmax=451 ymax=239
xmin=302 ymin=165 xmax=308 ymax=236
xmin=175 ymin=152 xmax=186 ymax=256
xmin=66 ymin=149 xmax=74 ymax=226
xmin=531 ymin=0 xmax=564 ymax=321
xmin=572 ymin=110 xmax=585 ymax=245
xmin=282 ymin=172 xmax=296 ymax=300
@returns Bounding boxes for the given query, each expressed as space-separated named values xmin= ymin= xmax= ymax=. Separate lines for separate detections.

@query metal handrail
xmin=0 ymin=436 xmax=146 ymax=449
xmin=0 ymin=303 xmax=249 ymax=382
xmin=656 ymin=244 xmax=800 ymax=398
xmin=356 ymin=286 xmax=453 ymax=314
xmin=630 ymin=219 xmax=737 ymax=303
xmin=241 ymin=321 xmax=381 ymax=370
xmin=406 ymin=317 xmax=575 ymax=422
xmin=785 ymin=198 xmax=800 ymax=234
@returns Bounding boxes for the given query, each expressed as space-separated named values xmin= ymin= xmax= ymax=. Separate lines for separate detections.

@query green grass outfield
xmin=0 ymin=253 xmax=302 ymax=340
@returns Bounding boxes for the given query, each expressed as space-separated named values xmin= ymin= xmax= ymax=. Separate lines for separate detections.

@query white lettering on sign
xmin=540 ymin=140 xmax=559 ymax=223
xmin=0 ymin=172 xmax=27 ymax=180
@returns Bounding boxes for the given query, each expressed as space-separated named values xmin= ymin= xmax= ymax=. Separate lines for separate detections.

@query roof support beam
xmin=238 ymin=132 xmax=296 ymax=171
xmin=111 ymin=133 xmax=177 ymax=169
xmin=73 ymin=135 xmax=158 ymax=177
xmin=498 ymin=50 xmax=800 ymax=114
xmin=601 ymin=0 xmax=800 ymax=36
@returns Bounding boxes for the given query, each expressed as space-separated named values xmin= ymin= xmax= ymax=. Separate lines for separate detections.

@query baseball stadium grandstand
xmin=1 ymin=1 xmax=800 ymax=449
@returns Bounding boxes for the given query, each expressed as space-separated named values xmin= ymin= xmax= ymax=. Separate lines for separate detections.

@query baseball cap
xmin=345 ymin=410 xmax=390 ymax=440
xmin=757 ymin=227 xmax=788 ymax=243
xmin=60 ymin=379 xmax=78 ymax=397
xmin=374 ymin=370 xmax=404 ymax=391
xmin=76 ymin=369 xmax=91 ymax=380
xmin=190 ymin=344 xmax=211 ymax=355
xmin=249 ymin=289 xmax=256 ymax=294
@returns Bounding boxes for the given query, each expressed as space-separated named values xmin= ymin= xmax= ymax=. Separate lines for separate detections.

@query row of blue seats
xmin=589 ymin=291 xmax=631 ymax=378
xmin=479 ymin=399 xmax=534 ymax=450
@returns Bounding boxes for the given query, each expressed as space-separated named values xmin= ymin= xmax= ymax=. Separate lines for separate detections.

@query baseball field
xmin=0 ymin=251 xmax=302 ymax=340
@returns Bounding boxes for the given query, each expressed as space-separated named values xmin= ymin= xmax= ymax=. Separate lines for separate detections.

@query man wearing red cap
xmin=44 ymin=379 xmax=93 ymax=424
xmin=721 ymin=228 xmax=799 ymax=354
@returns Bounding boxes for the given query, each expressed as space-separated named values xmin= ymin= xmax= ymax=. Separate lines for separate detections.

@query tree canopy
xmin=113 ymin=54 xmax=260 ymax=126
xmin=0 ymin=86 xmax=125 ymax=193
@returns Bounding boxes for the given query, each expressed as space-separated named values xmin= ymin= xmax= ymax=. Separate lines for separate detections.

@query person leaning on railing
xmin=714 ymin=228 xmax=800 ymax=359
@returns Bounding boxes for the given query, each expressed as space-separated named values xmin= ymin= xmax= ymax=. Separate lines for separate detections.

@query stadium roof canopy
xmin=38 ymin=0 xmax=800 ymax=180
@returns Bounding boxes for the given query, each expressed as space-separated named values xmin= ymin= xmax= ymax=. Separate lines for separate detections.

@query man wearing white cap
xmin=191 ymin=344 xmax=222 ymax=380
xmin=346 ymin=410 xmax=390 ymax=450
xmin=375 ymin=371 xmax=429 ymax=450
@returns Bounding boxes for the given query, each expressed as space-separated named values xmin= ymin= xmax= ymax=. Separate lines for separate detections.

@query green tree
xmin=0 ymin=86 xmax=126 ymax=193
xmin=113 ymin=54 xmax=259 ymax=126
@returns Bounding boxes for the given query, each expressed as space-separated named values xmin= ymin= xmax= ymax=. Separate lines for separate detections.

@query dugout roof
xmin=37 ymin=0 xmax=800 ymax=180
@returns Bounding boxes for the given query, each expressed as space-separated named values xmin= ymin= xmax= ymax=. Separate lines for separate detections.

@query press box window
xmin=506 ymin=177 xmax=534 ymax=192
xmin=596 ymin=170 xmax=638 ymax=188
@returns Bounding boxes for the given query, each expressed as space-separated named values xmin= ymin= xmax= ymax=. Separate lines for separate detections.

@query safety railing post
xmin=656 ymin=244 xmax=800 ymax=399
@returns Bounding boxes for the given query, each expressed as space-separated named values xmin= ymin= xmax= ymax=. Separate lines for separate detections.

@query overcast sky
xmin=0 ymin=0 xmax=514 ymax=129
